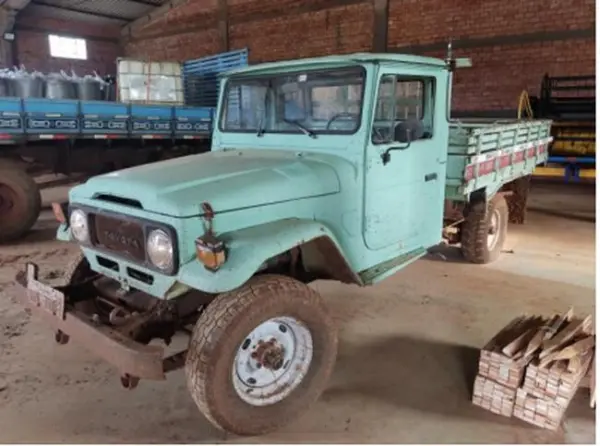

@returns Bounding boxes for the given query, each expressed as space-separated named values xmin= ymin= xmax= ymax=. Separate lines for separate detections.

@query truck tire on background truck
xmin=461 ymin=194 xmax=508 ymax=264
xmin=185 ymin=274 xmax=338 ymax=436
xmin=0 ymin=160 xmax=42 ymax=243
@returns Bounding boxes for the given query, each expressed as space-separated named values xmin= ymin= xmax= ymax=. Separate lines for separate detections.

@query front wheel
xmin=460 ymin=194 xmax=508 ymax=264
xmin=185 ymin=274 xmax=338 ymax=436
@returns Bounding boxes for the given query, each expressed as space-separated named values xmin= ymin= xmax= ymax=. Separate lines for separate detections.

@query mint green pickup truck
xmin=14 ymin=51 xmax=551 ymax=435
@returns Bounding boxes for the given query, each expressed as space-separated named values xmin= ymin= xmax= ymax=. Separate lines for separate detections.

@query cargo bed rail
xmin=0 ymin=97 xmax=214 ymax=142
xmin=445 ymin=119 xmax=553 ymax=200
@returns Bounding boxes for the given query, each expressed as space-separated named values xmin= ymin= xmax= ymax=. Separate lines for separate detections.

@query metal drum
xmin=13 ymin=75 xmax=44 ymax=98
xmin=76 ymin=79 xmax=104 ymax=101
xmin=103 ymin=82 xmax=116 ymax=101
xmin=45 ymin=76 xmax=77 ymax=99
xmin=0 ymin=78 xmax=11 ymax=97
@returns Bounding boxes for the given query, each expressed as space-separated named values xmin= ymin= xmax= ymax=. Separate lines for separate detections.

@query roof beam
xmin=14 ymin=23 xmax=120 ymax=42
xmin=3 ymin=0 xmax=33 ymax=11
xmin=1 ymin=0 xmax=32 ymax=30
xmin=124 ymin=0 xmax=162 ymax=5
xmin=30 ymin=0 xmax=131 ymax=22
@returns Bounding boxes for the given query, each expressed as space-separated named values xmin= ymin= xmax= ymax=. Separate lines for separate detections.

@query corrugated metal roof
xmin=20 ymin=0 xmax=169 ymax=25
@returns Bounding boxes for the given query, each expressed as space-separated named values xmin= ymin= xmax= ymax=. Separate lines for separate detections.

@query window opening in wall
xmin=48 ymin=34 xmax=88 ymax=60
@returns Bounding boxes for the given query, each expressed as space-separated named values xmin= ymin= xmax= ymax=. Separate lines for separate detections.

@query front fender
xmin=178 ymin=219 xmax=354 ymax=294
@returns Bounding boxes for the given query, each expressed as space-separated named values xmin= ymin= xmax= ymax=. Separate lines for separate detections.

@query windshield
xmin=219 ymin=67 xmax=365 ymax=136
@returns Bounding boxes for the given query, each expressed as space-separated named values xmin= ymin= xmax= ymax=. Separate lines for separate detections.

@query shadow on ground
xmin=323 ymin=335 xmax=593 ymax=443
xmin=325 ymin=336 xmax=485 ymax=419
xmin=425 ymin=244 xmax=465 ymax=263
xmin=2 ymin=216 xmax=60 ymax=248
xmin=10 ymin=227 xmax=58 ymax=246
xmin=527 ymin=207 xmax=595 ymax=223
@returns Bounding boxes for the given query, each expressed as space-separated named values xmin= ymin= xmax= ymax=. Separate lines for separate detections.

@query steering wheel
xmin=325 ymin=112 xmax=359 ymax=130
xmin=372 ymin=125 xmax=388 ymax=143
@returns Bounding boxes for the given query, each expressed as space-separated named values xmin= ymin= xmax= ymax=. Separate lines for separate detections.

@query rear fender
xmin=469 ymin=185 xmax=510 ymax=205
xmin=177 ymin=219 xmax=359 ymax=294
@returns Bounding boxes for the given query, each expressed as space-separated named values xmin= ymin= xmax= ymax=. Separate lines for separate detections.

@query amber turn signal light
xmin=195 ymin=233 xmax=226 ymax=272
xmin=51 ymin=202 xmax=68 ymax=224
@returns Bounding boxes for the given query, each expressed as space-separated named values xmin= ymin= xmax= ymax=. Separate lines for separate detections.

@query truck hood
xmin=73 ymin=150 xmax=341 ymax=217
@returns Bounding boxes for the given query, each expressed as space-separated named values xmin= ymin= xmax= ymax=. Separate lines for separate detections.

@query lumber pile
xmin=473 ymin=375 xmax=517 ymax=417
xmin=472 ymin=309 xmax=595 ymax=430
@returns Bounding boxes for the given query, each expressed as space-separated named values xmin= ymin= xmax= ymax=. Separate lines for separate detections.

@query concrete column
xmin=216 ymin=0 xmax=229 ymax=52
xmin=372 ymin=0 xmax=389 ymax=53
xmin=0 ymin=7 xmax=16 ymax=67
xmin=0 ymin=1 xmax=34 ymax=67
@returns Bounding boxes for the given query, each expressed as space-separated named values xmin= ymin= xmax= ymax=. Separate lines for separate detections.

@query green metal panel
xmin=58 ymin=53 xmax=553 ymax=297
xmin=448 ymin=119 xmax=553 ymax=155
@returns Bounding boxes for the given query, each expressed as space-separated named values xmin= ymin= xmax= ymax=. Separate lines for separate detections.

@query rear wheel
xmin=185 ymin=274 xmax=337 ymax=436
xmin=0 ymin=161 xmax=41 ymax=243
xmin=461 ymin=194 xmax=508 ymax=264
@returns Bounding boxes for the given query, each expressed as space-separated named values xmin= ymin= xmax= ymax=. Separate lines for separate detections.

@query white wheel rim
xmin=487 ymin=209 xmax=501 ymax=250
xmin=232 ymin=316 xmax=313 ymax=407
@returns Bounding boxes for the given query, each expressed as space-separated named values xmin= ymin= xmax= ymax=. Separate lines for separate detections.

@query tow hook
xmin=120 ymin=374 xmax=140 ymax=390
xmin=54 ymin=330 xmax=70 ymax=345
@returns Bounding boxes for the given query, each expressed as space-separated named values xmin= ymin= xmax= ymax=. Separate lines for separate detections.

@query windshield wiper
xmin=256 ymin=122 xmax=266 ymax=137
xmin=283 ymin=119 xmax=316 ymax=139
xmin=257 ymin=80 xmax=272 ymax=137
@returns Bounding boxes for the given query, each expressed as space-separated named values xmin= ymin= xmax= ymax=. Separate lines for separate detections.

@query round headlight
xmin=69 ymin=209 xmax=89 ymax=243
xmin=147 ymin=229 xmax=174 ymax=271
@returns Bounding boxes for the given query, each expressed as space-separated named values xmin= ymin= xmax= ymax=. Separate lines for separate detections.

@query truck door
xmin=363 ymin=70 xmax=447 ymax=252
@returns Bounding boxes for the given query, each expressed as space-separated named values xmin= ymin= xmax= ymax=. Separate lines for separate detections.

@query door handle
xmin=424 ymin=173 xmax=437 ymax=182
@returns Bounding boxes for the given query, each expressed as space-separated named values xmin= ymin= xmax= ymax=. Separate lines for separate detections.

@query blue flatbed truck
xmin=0 ymin=98 xmax=215 ymax=243
xmin=0 ymin=49 xmax=248 ymax=243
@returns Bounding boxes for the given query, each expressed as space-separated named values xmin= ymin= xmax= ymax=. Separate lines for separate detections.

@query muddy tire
xmin=505 ymin=175 xmax=531 ymax=224
xmin=185 ymin=274 xmax=337 ymax=436
xmin=0 ymin=162 xmax=41 ymax=243
xmin=61 ymin=252 xmax=92 ymax=285
xmin=461 ymin=194 xmax=508 ymax=264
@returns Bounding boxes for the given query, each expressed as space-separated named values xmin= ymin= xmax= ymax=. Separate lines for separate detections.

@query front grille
xmin=93 ymin=214 xmax=146 ymax=262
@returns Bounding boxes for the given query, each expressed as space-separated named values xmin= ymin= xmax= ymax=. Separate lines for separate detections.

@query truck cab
xmin=61 ymin=53 xmax=453 ymax=293
xmin=14 ymin=53 xmax=550 ymax=437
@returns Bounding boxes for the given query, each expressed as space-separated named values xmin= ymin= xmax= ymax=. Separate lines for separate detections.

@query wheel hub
xmin=487 ymin=209 xmax=501 ymax=250
xmin=253 ymin=338 xmax=285 ymax=371
xmin=232 ymin=316 xmax=313 ymax=407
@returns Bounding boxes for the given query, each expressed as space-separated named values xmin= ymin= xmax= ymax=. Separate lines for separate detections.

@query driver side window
xmin=311 ymin=84 xmax=362 ymax=121
xmin=372 ymin=74 xmax=434 ymax=144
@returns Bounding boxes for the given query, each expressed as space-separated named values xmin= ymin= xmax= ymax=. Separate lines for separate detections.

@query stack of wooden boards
xmin=472 ymin=309 xmax=595 ymax=430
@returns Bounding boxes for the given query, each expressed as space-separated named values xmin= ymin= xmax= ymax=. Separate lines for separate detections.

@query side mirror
xmin=394 ymin=119 xmax=424 ymax=143
xmin=394 ymin=126 xmax=414 ymax=143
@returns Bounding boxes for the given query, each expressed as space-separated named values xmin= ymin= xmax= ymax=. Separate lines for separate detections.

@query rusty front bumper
xmin=14 ymin=263 xmax=167 ymax=381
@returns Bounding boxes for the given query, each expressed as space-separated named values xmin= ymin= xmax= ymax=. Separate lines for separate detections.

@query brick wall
xmin=15 ymin=17 xmax=122 ymax=75
xmin=441 ymin=40 xmax=595 ymax=113
xmin=124 ymin=0 xmax=373 ymax=62
xmin=123 ymin=0 xmax=595 ymax=112
xmin=124 ymin=0 xmax=220 ymax=61
xmin=228 ymin=1 xmax=372 ymax=62
xmin=388 ymin=0 xmax=596 ymax=111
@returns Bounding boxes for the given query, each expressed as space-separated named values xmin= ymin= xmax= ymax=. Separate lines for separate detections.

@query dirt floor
xmin=0 ymin=181 xmax=595 ymax=444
